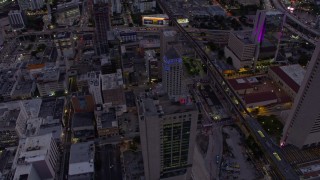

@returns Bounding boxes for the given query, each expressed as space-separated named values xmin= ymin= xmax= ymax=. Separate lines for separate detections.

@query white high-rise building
xmin=137 ymin=92 xmax=198 ymax=180
xmin=12 ymin=133 xmax=59 ymax=180
xmin=281 ymin=42 xmax=320 ymax=149
xmin=8 ymin=10 xmax=26 ymax=30
xmin=88 ymin=73 xmax=103 ymax=105
xmin=162 ymin=48 xmax=183 ymax=100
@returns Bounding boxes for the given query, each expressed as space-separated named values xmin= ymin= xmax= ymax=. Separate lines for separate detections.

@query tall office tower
xmin=94 ymin=0 xmax=122 ymax=14
xmin=8 ymin=10 xmax=27 ymax=30
xmin=137 ymin=92 xmax=198 ymax=180
xmin=160 ymin=30 xmax=178 ymax=61
xmin=251 ymin=10 xmax=285 ymax=65
xmin=224 ymin=31 xmax=256 ymax=69
xmin=94 ymin=3 xmax=110 ymax=55
xmin=162 ymin=48 xmax=183 ymax=100
xmin=281 ymin=42 xmax=320 ymax=149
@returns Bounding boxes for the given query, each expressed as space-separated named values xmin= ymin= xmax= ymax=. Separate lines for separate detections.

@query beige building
xmin=224 ymin=31 xmax=256 ymax=69
xmin=281 ymin=42 xmax=320 ymax=149
xmin=268 ymin=64 xmax=305 ymax=100
xmin=137 ymin=92 xmax=198 ymax=180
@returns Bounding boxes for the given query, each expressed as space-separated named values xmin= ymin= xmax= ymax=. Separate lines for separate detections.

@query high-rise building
xmin=68 ymin=141 xmax=95 ymax=179
xmin=94 ymin=3 xmax=110 ymax=55
xmin=13 ymin=133 xmax=59 ymax=180
xmin=8 ymin=10 xmax=27 ymax=30
xmin=160 ymin=30 xmax=177 ymax=61
xmin=251 ymin=10 xmax=285 ymax=64
xmin=224 ymin=31 xmax=256 ymax=69
xmin=162 ymin=48 xmax=183 ymax=100
xmin=137 ymin=92 xmax=198 ymax=180
xmin=94 ymin=0 xmax=122 ymax=14
xmin=281 ymin=42 xmax=320 ymax=149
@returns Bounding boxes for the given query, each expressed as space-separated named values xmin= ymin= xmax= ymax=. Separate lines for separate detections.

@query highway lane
xmin=157 ymin=0 xmax=299 ymax=178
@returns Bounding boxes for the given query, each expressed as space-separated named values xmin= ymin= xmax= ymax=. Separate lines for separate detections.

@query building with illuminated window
xmin=94 ymin=3 xmax=110 ymax=55
xmin=162 ymin=48 xmax=183 ymax=100
xmin=251 ymin=10 xmax=285 ymax=64
xmin=281 ymin=42 xmax=320 ymax=149
xmin=137 ymin=91 xmax=198 ymax=180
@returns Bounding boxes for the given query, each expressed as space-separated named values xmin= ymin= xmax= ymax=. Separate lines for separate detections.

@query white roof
xmin=69 ymin=162 xmax=94 ymax=175
xmin=19 ymin=133 xmax=53 ymax=162
xmin=69 ymin=141 xmax=94 ymax=176
xmin=280 ymin=64 xmax=305 ymax=86
xmin=100 ymin=69 xmax=123 ymax=90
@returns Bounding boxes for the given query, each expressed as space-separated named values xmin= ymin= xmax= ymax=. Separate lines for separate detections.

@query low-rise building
xmin=96 ymin=108 xmax=118 ymax=137
xmin=100 ymin=69 xmax=126 ymax=108
xmin=243 ymin=91 xmax=278 ymax=108
xmin=71 ymin=112 xmax=95 ymax=141
xmin=227 ymin=77 xmax=256 ymax=95
xmin=10 ymin=80 xmax=36 ymax=100
xmin=268 ymin=64 xmax=305 ymax=99
xmin=71 ymin=94 xmax=95 ymax=113
xmin=36 ymin=68 xmax=67 ymax=97
xmin=0 ymin=107 xmax=20 ymax=149
xmin=68 ymin=141 xmax=95 ymax=179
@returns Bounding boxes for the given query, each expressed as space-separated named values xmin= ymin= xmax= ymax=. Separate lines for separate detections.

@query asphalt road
xmin=156 ymin=0 xmax=299 ymax=178
xmin=97 ymin=144 xmax=123 ymax=180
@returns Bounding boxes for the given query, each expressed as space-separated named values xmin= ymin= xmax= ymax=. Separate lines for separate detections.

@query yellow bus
xmin=258 ymin=130 xmax=265 ymax=138
xmin=273 ymin=152 xmax=281 ymax=161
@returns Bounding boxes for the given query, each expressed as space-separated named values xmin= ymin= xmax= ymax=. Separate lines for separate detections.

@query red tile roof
xmin=269 ymin=66 xmax=300 ymax=93
xmin=228 ymin=78 xmax=252 ymax=90
xmin=244 ymin=91 xmax=277 ymax=104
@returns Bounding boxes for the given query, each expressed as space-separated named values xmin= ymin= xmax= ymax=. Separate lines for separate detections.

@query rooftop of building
xmin=98 ymin=109 xmax=117 ymax=129
xmin=57 ymin=0 xmax=79 ymax=11
xmin=38 ymin=98 xmax=65 ymax=121
xmin=69 ymin=141 xmax=94 ymax=176
xmin=72 ymin=112 xmax=94 ymax=128
xmin=36 ymin=68 xmax=60 ymax=82
xmin=164 ymin=48 xmax=181 ymax=60
xmin=269 ymin=64 xmax=305 ymax=93
xmin=0 ymin=80 xmax=15 ymax=96
xmin=11 ymin=80 xmax=35 ymax=96
xmin=0 ymin=108 xmax=19 ymax=131
xmin=138 ymin=91 xmax=196 ymax=116
xmin=18 ymin=133 xmax=53 ymax=163
xmin=142 ymin=14 xmax=169 ymax=19
xmin=100 ymin=69 xmax=123 ymax=90
xmin=228 ymin=77 xmax=260 ymax=90
xmin=38 ymin=124 xmax=62 ymax=141
xmin=21 ymin=98 xmax=42 ymax=118
xmin=243 ymin=91 xmax=277 ymax=104
xmin=233 ymin=31 xmax=255 ymax=45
